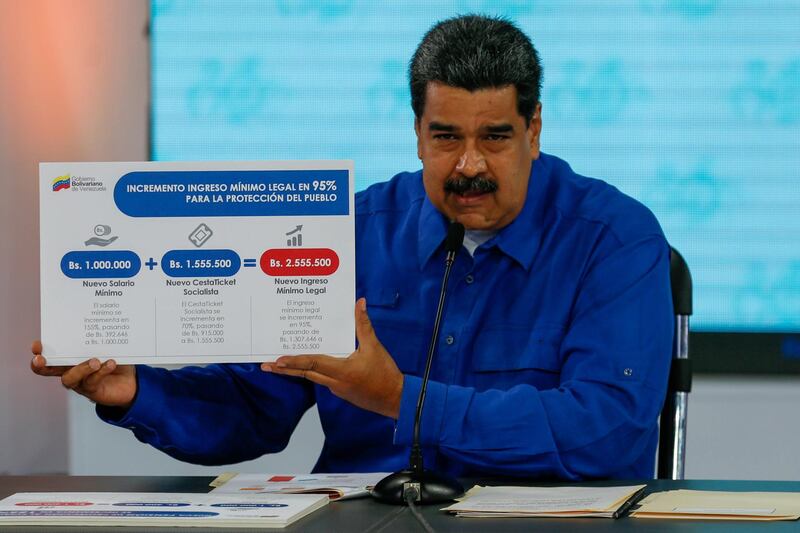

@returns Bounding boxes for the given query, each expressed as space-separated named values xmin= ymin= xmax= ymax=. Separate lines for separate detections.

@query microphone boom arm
xmin=371 ymin=222 xmax=465 ymax=505
xmin=410 ymin=247 xmax=457 ymax=474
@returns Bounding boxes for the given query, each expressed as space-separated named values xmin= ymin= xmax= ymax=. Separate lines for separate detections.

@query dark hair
xmin=409 ymin=14 xmax=543 ymax=123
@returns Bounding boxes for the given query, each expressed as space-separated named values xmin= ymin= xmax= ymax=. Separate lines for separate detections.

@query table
xmin=1 ymin=476 xmax=799 ymax=531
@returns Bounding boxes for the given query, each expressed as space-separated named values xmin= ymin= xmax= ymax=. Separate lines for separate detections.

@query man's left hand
xmin=262 ymin=298 xmax=404 ymax=419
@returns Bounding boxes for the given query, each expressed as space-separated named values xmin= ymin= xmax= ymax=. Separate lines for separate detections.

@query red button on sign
xmin=260 ymin=248 xmax=339 ymax=276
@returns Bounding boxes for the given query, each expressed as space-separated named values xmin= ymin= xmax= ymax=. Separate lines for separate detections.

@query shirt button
xmin=445 ymin=335 xmax=455 ymax=345
xmin=465 ymin=274 xmax=474 ymax=284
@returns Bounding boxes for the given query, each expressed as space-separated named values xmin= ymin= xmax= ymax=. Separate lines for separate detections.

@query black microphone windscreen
xmin=444 ymin=222 xmax=465 ymax=253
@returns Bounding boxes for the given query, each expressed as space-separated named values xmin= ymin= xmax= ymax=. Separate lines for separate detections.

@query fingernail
xmin=89 ymin=359 xmax=101 ymax=371
xmin=359 ymin=298 xmax=367 ymax=311
xmin=261 ymin=364 xmax=271 ymax=372
xmin=276 ymin=362 xmax=287 ymax=368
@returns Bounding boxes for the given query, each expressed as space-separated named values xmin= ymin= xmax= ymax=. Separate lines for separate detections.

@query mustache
xmin=443 ymin=176 xmax=498 ymax=195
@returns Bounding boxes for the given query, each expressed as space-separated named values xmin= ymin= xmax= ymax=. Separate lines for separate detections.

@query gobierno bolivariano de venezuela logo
xmin=51 ymin=174 xmax=71 ymax=192
xmin=50 ymin=173 xmax=106 ymax=192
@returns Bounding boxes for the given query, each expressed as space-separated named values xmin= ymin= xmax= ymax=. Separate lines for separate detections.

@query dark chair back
xmin=657 ymin=247 xmax=693 ymax=479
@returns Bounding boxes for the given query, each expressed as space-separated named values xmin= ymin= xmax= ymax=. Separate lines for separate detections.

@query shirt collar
xmin=416 ymin=156 xmax=549 ymax=271
xmin=417 ymin=192 xmax=451 ymax=268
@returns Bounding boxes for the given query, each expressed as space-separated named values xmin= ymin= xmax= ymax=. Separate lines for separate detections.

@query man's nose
xmin=455 ymin=145 xmax=487 ymax=177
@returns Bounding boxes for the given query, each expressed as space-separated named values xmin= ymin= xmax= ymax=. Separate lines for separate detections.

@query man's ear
xmin=414 ymin=117 xmax=422 ymax=160
xmin=528 ymin=102 xmax=542 ymax=159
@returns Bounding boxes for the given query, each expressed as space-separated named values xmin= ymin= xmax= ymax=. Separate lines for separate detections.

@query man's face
xmin=415 ymin=82 xmax=542 ymax=231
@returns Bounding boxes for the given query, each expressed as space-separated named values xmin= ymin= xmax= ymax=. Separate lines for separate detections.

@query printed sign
xmin=40 ymin=161 xmax=355 ymax=365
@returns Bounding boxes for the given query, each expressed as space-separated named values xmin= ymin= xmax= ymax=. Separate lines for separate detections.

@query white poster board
xmin=40 ymin=161 xmax=354 ymax=365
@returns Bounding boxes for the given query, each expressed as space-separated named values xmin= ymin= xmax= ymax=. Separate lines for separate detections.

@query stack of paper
xmin=210 ymin=472 xmax=390 ymax=500
xmin=442 ymin=484 xmax=646 ymax=518
xmin=631 ymin=489 xmax=800 ymax=521
xmin=0 ymin=492 xmax=327 ymax=528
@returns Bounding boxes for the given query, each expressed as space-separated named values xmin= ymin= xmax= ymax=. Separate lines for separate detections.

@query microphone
xmin=371 ymin=221 xmax=466 ymax=505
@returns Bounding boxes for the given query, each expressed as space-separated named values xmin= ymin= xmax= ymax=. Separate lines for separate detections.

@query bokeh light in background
xmin=151 ymin=0 xmax=800 ymax=332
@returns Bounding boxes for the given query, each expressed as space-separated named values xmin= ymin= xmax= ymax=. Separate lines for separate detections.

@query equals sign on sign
xmin=243 ymin=258 xmax=257 ymax=268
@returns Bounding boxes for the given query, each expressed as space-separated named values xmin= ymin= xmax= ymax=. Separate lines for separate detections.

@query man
xmin=32 ymin=15 xmax=672 ymax=480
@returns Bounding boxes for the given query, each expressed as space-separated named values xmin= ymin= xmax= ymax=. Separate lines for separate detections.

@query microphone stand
xmin=371 ymin=222 xmax=465 ymax=505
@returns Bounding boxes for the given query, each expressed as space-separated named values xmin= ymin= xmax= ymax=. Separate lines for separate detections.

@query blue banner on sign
xmin=61 ymin=251 xmax=142 ymax=279
xmin=162 ymin=249 xmax=241 ymax=278
xmin=114 ymin=169 xmax=348 ymax=217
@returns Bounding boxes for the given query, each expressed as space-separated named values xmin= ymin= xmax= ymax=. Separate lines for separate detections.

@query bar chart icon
xmin=286 ymin=225 xmax=303 ymax=246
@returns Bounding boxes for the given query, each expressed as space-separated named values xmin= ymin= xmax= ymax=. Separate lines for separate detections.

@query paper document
xmin=631 ymin=489 xmax=800 ymax=521
xmin=40 ymin=160 xmax=355 ymax=365
xmin=442 ymin=484 xmax=646 ymax=518
xmin=0 ymin=492 xmax=327 ymax=528
xmin=210 ymin=472 xmax=390 ymax=500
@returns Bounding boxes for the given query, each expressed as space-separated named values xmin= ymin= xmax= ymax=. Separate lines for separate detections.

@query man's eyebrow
xmin=484 ymin=123 xmax=514 ymax=134
xmin=428 ymin=122 xmax=457 ymax=132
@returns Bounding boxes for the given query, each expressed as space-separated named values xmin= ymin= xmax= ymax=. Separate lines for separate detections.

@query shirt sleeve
xmin=393 ymin=235 xmax=673 ymax=479
xmin=97 ymin=363 xmax=315 ymax=466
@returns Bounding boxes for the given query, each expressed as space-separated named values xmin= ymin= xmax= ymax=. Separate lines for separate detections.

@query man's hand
xmin=262 ymin=298 xmax=404 ymax=419
xmin=30 ymin=341 xmax=138 ymax=408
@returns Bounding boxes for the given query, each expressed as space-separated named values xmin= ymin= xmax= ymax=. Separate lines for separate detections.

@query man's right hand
xmin=30 ymin=341 xmax=137 ymax=409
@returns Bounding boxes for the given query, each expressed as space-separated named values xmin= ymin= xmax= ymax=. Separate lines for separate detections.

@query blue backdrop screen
xmin=151 ymin=0 xmax=800 ymax=332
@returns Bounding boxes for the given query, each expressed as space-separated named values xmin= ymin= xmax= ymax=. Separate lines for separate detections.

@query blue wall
xmin=151 ymin=0 xmax=800 ymax=332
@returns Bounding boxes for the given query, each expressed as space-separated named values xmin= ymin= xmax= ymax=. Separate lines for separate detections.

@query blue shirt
xmin=101 ymin=153 xmax=673 ymax=480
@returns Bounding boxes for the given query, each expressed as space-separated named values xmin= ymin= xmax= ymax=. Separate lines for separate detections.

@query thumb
xmin=354 ymin=297 xmax=376 ymax=348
